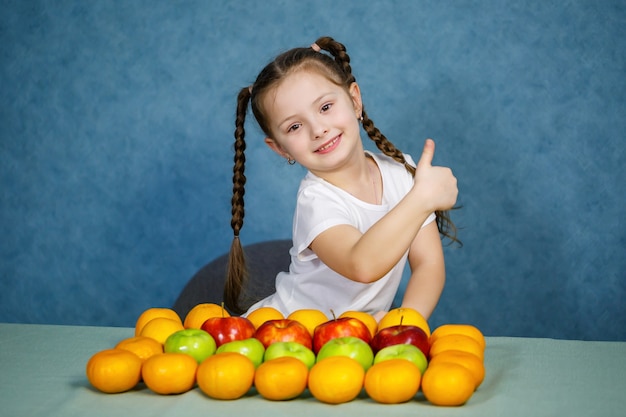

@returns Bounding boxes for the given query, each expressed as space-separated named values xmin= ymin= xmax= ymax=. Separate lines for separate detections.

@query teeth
xmin=318 ymin=137 xmax=338 ymax=152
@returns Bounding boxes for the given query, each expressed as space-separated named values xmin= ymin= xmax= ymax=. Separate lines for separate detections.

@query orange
xmin=421 ymin=362 xmax=475 ymax=406
xmin=429 ymin=350 xmax=485 ymax=388
xmin=115 ymin=336 xmax=163 ymax=362
xmin=141 ymin=352 xmax=198 ymax=395
xmin=184 ymin=303 xmax=230 ymax=329
xmin=247 ymin=306 xmax=284 ymax=329
xmin=308 ymin=356 xmax=365 ymax=404
xmin=364 ymin=359 xmax=421 ymax=404
xmin=196 ymin=352 xmax=255 ymax=400
xmin=86 ymin=348 xmax=142 ymax=393
xmin=287 ymin=309 xmax=329 ymax=336
xmin=377 ymin=307 xmax=431 ymax=337
xmin=134 ymin=307 xmax=182 ymax=336
xmin=139 ymin=317 xmax=185 ymax=345
xmin=430 ymin=324 xmax=486 ymax=350
xmin=254 ymin=356 xmax=308 ymax=401
xmin=429 ymin=334 xmax=484 ymax=361
xmin=339 ymin=310 xmax=378 ymax=338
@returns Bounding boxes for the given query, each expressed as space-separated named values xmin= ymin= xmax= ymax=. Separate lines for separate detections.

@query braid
xmin=314 ymin=36 xmax=356 ymax=84
xmin=317 ymin=37 xmax=460 ymax=245
xmin=224 ymin=87 xmax=251 ymax=314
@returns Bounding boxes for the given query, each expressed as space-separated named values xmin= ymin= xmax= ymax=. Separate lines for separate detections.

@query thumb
xmin=416 ymin=138 xmax=436 ymax=169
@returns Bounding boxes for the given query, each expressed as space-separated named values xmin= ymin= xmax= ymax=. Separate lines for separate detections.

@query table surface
xmin=1 ymin=323 xmax=625 ymax=417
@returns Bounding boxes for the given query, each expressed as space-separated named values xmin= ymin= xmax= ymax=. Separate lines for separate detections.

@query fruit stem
xmin=330 ymin=309 xmax=336 ymax=320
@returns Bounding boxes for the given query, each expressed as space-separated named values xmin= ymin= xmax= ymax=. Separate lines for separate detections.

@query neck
xmin=313 ymin=152 xmax=380 ymax=205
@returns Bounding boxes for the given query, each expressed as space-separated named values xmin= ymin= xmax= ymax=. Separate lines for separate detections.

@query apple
xmin=164 ymin=328 xmax=216 ymax=363
xmin=263 ymin=341 xmax=316 ymax=369
xmin=254 ymin=319 xmax=313 ymax=350
xmin=370 ymin=324 xmax=430 ymax=357
xmin=374 ymin=344 xmax=428 ymax=374
xmin=315 ymin=336 xmax=374 ymax=370
xmin=216 ymin=337 xmax=265 ymax=368
xmin=313 ymin=316 xmax=371 ymax=354
xmin=201 ymin=316 xmax=256 ymax=348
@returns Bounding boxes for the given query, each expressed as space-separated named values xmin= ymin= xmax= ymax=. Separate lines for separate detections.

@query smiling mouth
xmin=315 ymin=136 xmax=341 ymax=153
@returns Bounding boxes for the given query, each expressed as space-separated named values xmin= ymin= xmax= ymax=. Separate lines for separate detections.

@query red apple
xmin=201 ymin=316 xmax=255 ymax=348
xmin=254 ymin=319 xmax=312 ymax=350
xmin=313 ymin=316 xmax=371 ymax=354
xmin=370 ymin=324 xmax=430 ymax=357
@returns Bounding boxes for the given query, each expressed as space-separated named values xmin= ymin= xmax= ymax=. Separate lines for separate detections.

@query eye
xmin=321 ymin=102 xmax=332 ymax=112
xmin=287 ymin=123 xmax=301 ymax=133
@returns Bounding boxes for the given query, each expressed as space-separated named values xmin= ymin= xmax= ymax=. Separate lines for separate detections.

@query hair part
xmin=224 ymin=36 xmax=460 ymax=314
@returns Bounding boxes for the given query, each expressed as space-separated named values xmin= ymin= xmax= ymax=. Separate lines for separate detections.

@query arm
xmin=310 ymin=139 xmax=457 ymax=283
xmin=400 ymin=221 xmax=445 ymax=320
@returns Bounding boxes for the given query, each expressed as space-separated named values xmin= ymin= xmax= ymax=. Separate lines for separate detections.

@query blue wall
xmin=1 ymin=0 xmax=624 ymax=340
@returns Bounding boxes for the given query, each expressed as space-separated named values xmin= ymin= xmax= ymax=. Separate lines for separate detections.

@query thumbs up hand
xmin=412 ymin=139 xmax=458 ymax=212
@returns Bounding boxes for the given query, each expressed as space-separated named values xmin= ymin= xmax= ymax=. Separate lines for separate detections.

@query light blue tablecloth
xmin=1 ymin=323 xmax=625 ymax=416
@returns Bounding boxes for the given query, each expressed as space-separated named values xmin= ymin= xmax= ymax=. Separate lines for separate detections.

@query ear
xmin=264 ymin=137 xmax=290 ymax=159
xmin=349 ymin=82 xmax=363 ymax=118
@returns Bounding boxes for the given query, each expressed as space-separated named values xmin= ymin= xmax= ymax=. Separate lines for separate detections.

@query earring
xmin=287 ymin=157 xmax=296 ymax=165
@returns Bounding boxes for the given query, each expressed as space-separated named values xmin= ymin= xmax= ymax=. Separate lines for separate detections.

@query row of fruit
xmin=86 ymin=304 xmax=485 ymax=406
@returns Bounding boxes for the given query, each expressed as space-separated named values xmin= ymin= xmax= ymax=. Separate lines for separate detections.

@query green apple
xmin=263 ymin=341 xmax=316 ymax=369
xmin=216 ymin=337 xmax=265 ymax=368
xmin=164 ymin=328 xmax=216 ymax=363
xmin=374 ymin=343 xmax=428 ymax=374
xmin=315 ymin=336 xmax=374 ymax=370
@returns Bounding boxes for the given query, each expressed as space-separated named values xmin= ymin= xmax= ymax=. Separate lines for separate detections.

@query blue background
xmin=1 ymin=0 xmax=624 ymax=340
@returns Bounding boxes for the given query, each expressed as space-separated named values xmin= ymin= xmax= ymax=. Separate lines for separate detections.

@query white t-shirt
xmin=245 ymin=151 xmax=436 ymax=317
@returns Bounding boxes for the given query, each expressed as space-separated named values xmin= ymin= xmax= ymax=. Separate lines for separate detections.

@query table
xmin=1 ymin=323 xmax=625 ymax=416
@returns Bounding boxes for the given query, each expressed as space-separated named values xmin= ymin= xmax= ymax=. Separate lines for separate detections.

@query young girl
xmin=224 ymin=36 xmax=459 ymax=321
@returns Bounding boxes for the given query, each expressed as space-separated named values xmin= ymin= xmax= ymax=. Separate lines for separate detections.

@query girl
xmin=225 ymin=36 xmax=459 ymax=321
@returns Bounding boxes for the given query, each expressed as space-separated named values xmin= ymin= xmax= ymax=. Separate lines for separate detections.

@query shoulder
xmin=295 ymin=173 xmax=356 ymax=217
xmin=368 ymin=151 xmax=415 ymax=185
xmin=368 ymin=151 xmax=416 ymax=173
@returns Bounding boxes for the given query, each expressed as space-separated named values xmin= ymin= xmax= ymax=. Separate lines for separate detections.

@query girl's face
xmin=262 ymin=70 xmax=363 ymax=176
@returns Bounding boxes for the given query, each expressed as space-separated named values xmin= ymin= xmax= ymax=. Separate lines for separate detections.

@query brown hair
xmin=224 ymin=36 xmax=459 ymax=314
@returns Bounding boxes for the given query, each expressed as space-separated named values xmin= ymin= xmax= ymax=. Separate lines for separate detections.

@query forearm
xmin=347 ymin=195 xmax=433 ymax=280
xmin=311 ymin=188 xmax=434 ymax=283
xmin=400 ymin=222 xmax=446 ymax=320
xmin=401 ymin=264 xmax=445 ymax=320
xmin=312 ymin=139 xmax=457 ymax=284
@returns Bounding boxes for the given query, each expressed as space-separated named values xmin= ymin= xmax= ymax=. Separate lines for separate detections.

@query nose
xmin=312 ymin=119 xmax=328 ymax=139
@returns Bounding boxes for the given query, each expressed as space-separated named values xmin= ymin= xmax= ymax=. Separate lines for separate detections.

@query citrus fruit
xmin=339 ymin=310 xmax=378 ymax=338
xmin=115 ymin=336 xmax=163 ymax=362
xmin=247 ymin=306 xmax=284 ymax=329
xmin=141 ymin=352 xmax=198 ymax=395
xmin=421 ymin=362 xmax=475 ymax=406
xmin=308 ymin=356 xmax=365 ymax=404
xmin=430 ymin=324 xmax=486 ymax=350
xmin=135 ymin=307 xmax=182 ymax=336
xmin=377 ymin=307 xmax=431 ymax=337
xmin=429 ymin=334 xmax=484 ymax=360
xmin=254 ymin=356 xmax=308 ymax=400
xmin=196 ymin=352 xmax=255 ymax=400
xmin=140 ymin=317 xmax=185 ymax=345
xmin=287 ymin=309 xmax=329 ymax=336
xmin=184 ymin=303 xmax=230 ymax=329
xmin=364 ymin=358 xmax=421 ymax=404
xmin=86 ymin=348 xmax=142 ymax=393
xmin=429 ymin=350 xmax=485 ymax=388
